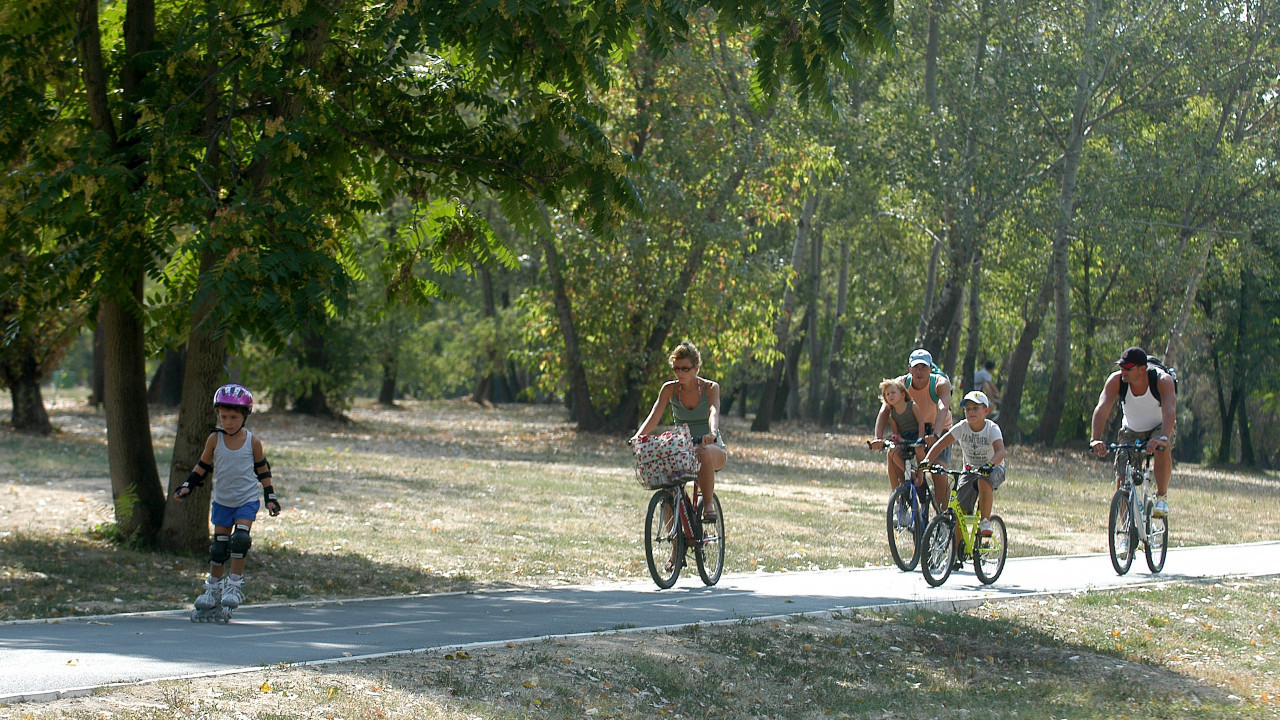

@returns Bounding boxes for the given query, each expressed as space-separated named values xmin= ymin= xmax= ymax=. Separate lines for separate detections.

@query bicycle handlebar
xmin=1106 ymin=439 xmax=1149 ymax=453
xmin=867 ymin=437 xmax=928 ymax=449
xmin=923 ymin=463 xmax=992 ymax=478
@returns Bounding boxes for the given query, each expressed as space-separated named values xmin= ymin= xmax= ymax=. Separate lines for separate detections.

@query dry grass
xmin=1 ymin=395 xmax=1278 ymax=619
xmin=2 ymin=395 xmax=1279 ymax=718
xmin=4 ymin=577 xmax=1277 ymax=719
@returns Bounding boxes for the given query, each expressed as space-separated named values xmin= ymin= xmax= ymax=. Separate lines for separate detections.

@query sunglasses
xmin=672 ymin=365 xmax=695 ymax=373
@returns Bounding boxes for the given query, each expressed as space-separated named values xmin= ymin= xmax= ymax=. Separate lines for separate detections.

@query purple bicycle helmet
xmin=213 ymin=383 xmax=254 ymax=413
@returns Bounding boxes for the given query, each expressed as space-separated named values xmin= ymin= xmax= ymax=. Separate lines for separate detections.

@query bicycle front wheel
xmin=921 ymin=514 xmax=956 ymax=587
xmin=695 ymin=495 xmax=725 ymax=586
xmin=886 ymin=484 xmax=923 ymax=571
xmin=1108 ymin=488 xmax=1135 ymax=575
xmin=973 ymin=514 xmax=1007 ymax=585
xmin=1144 ymin=502 xmax=1168 ymax=574
xmin=645 ymin=490 xmax=683 ymax=589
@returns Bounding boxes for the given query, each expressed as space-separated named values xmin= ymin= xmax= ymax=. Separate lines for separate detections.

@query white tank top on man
xmin=1121 ymin=383 xmax=1163 ymax=433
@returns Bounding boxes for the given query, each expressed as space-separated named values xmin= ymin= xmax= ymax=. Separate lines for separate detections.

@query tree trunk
xmin=943 ymin=290 xmax=963 ymax=373
xmin=158 ymin=11 xmax=233 ymax=553
xmin=379 ymin=359 xmax=399 ymax=406
xmin=998 ymin=268 xmax=1054 ymax=441
xmin=293 ymin=331 xmax=337 ymax=418
xmin=102 ymin=275 xmax=165 ymax=546
xmin=960 ymin=250 xmax=982 ymax=395
xmin=805 ymin=227 xmax=823 ymax=420
xmin=1034 ymin=0 xmax=1102 ymax=445
xmin=784 ymin=315 xmax=806 ymax=421
xmin=919 ymin=0 xmax=989 ymax=356
xmin=89 ymin=318 xmax=106 ymax=407
xmin=472 ymin=266 xmax=499 ymax=405
xmin=158 ymin=255 xmax=229 ymax=553
xmin=537 ymin=224 xmax=602 ymax=429
xmin=820 ymin=239 xmax=850 ymax=427
xmin=1238 ymin=395 xmax=1255 ymax=466
xmin=147 ymin=348 xmax=186 ymax=406
xmin=6 ymin=355 xmax=52 ymax=435
xmin=753 ymin=191 xmax=818 ymax=431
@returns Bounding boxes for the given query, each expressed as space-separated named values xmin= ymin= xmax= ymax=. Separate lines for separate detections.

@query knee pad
xmin=209 ymin=534 xmax=231 ymax=566
xmin=229 ymin=525 xmax=252 ymax=559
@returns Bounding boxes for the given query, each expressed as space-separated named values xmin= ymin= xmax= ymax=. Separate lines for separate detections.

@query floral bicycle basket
xmin=632 ymin=425 xmax=700 ymax=489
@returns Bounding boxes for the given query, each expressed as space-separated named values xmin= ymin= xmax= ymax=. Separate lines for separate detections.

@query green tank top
xmin=889 ymin=400 xmax=919 ymax=438
xmin=669 ymin=380 xmax=712 ymax=439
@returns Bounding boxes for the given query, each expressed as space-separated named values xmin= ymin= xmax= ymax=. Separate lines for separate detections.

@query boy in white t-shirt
xmin=923 ymin=391 xmax=1006 ymax=537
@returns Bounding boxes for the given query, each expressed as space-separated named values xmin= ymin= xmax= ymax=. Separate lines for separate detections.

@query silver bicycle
xmin=1106 ymin=439 xmax=1168 ymax=575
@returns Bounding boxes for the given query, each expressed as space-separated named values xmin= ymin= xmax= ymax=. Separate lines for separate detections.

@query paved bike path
xmin=3 ymin=541 xmax=1278 ymax=703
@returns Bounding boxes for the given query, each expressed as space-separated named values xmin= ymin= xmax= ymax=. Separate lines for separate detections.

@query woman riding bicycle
xmin=632 ymin=340 xmax=727 ymax=523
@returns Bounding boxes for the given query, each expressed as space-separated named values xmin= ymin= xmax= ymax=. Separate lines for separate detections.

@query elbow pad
xmin=182 ymin=460 xmax=213 ymax=490
xmin=254 ymin=458 xmax=272 ymax=482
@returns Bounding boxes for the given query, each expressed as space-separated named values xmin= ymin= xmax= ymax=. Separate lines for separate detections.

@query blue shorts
xmin=211 ymin=501 xmax=260 ymax=528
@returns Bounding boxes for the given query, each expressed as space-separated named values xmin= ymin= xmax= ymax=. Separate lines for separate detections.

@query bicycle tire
xmin=1108 ymin=488 xmax=1135 ymax=575
xmin=645 ymin=490 xmax=683 ymax=589
xmin=973 ymin=514 xmax=1007 ymax=585
xmin=921 ymin=514 xmax=955 ymax=587
xmin=886 ymin=484 xmax=922 ymax=571
xmin=695 ymin=495 xmax=725 ymax=586
xmin=1144 ymin=502 xmax=1168 ymax=574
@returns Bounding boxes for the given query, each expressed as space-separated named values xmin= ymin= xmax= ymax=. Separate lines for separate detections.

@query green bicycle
xmin=920 ymin=463 xmax=1008 ymax=587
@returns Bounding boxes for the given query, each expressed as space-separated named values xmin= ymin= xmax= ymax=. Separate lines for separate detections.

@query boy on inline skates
xmin=174 ymin=384 xmax=281 ymax=622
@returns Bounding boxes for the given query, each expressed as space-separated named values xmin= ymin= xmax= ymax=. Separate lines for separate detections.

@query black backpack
xmin=1119 ymin=358 xmax=1179 ymax=405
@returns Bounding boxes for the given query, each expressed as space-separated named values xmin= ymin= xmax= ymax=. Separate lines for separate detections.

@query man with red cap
xmin=1089 ymin=347 xmax=1177 ymax=517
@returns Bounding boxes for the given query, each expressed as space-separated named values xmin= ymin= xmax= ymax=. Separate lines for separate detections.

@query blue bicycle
xmin=873 ymin=437 xmax=933 ymax=571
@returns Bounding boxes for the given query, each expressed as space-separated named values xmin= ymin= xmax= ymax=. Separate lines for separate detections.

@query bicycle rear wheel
xmin=645 ymin=490 xmax=683 ymax=589
xmin=695 ymin=495 xmax=725 ymax=586
xmin=1144 ymin=501 xmax=1168 ymax=574
xmin=973 ymin=514 xmax=1007 ymax=585
xmin=921 ymin=514 xmax=955 ymax=587
xmin=886 ymin=484 xmax=922 ymax=571
xmin=1108 ymin=488 xmax=1135 ymax=575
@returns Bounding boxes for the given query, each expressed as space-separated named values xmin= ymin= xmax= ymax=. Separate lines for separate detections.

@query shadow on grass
xmin=0 ymin=530 xmax=489 ymax=622
xmin=311 ymin=597 xmax=1241 ymax=720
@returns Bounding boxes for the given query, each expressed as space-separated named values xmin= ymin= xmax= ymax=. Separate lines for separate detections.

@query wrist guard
xmin=263 ymin=485 xmax=281 ymax=516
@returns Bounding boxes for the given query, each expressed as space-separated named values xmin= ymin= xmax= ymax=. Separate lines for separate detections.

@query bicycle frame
xmin=941 ymin=479 xmax=980 ymax=558
xmin=669 ymin=481 xmax=702 ymax=545
xmin=920 ymin=463 xmax=1007 ymax=586
xmin=1106 ymin=440 xmax=1167 ymax=574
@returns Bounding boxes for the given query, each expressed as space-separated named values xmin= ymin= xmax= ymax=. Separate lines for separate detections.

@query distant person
xmin=869 ymin=378 xmax=926 ymax=491
xmin=1089 ymin=347 xmax=1176 ymax=518
xmin=923 ymin=390 xmax=1007 ymax=538
xmin=974 ymin=360 xmax=1002 ymax=418
xmin=873 ymin=349 xmax=954 ymax=509
xmin=633 ymin=340 xmax=727 ymax=523
xmin=174 ymin=384 xmax=282 ymax=622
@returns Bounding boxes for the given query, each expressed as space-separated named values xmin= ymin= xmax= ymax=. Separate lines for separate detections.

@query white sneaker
xmin=979 ymin=519 xmax=994 ymax=537
xmin=1152 ymin=497 xmax=1169 ymax=518
xmin=221 ymin=577 xmax=244 ymax=609
xmin=1115 ymin=534 xmax=1129 ymax=556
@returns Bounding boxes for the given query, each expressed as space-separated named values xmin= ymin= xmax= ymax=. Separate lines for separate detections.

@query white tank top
xmin=1121 ymin=383 xmax=1162 ymax=433
xmin=212 ymin=430 xmax=260 ymax=508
